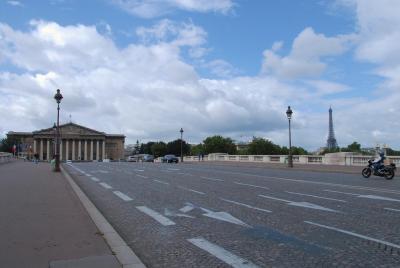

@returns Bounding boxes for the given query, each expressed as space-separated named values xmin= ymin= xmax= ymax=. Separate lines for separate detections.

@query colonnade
xmin=33 ymin=138 xmax=106 ymax=161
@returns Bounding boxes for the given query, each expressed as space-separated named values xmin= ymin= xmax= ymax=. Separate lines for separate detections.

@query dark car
xmin=162 ymin=154 xmax=179 ymax=163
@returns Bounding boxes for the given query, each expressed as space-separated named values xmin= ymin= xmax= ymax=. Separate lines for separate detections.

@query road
xmin=64 ymin=162 xmax=400 ymax=267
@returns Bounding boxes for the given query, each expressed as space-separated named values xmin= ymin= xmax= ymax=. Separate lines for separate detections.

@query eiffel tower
xmin=326 ymin=106 xmax=338 ymax=149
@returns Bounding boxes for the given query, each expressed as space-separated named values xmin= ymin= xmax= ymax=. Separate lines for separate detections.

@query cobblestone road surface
xmin=64 ymin=162 xmax=400 ymax=267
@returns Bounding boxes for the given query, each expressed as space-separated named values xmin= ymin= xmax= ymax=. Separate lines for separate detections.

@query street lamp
xmin=54 ymin=89 xmax=63 ymax=172
xmin=180 ymin=128 xmax=184 ymax=163
xmin=53 ymin=123 xmax=56 ymax=159
xmin=286 ymin=106 xmax=293 ymax=168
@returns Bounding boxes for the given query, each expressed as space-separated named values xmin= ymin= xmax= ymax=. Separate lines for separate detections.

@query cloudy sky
xmin=1 ymin=0 xmax=400 ymax=150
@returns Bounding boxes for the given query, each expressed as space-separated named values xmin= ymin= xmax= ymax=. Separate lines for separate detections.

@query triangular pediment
xmin=33 ymin=123 xmax=105 ymax=136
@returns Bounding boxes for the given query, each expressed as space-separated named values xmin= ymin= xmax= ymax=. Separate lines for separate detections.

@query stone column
xmin=66 ymin=140 xmax=69 ymax=160
xmin=72 ymin=140 xmax=75 ymax=161
xmin=102 ymin=140 xmax=106 ymax=160
xmin=96 ymin=140 xmax=99 ymax=161
xmin=40 ymin=139 xmax=43 ymax=160
xmin=47 ymin=139 xmax=50 ymax=161
xmin=78 ymin=140 xmax=81 ymax=161
xmin=60 ymin=139 xmax=63 ymax=161
xmin=84 ymin=140 xmax=88 ymax=161
xmin=33 ymin=139 xmax=37 ymax=154
xmin=90 ymin=140 xmax=93 ymax=161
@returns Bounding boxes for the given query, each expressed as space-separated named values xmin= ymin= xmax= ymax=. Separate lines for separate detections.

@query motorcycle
xmin=362 ymin=159 xmax=396 ymax=180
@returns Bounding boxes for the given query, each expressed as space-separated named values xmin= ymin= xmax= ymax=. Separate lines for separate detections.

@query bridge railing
xmin=183 ymin=154 xmax=400 ymax=166
xmin=0 ymin=152 xmax=13 ymax=164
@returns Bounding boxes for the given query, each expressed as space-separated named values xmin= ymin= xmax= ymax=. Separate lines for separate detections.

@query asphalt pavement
xmin=64 ymin=161 xmax=400 ymax=267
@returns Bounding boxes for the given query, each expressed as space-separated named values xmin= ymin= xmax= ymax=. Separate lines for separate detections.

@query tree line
xmin=130 ymin=136 xmax=309 ymax=157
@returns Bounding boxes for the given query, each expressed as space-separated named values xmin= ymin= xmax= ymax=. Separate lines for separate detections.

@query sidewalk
xmin=0 ymin=160 xmax=120 ymax=268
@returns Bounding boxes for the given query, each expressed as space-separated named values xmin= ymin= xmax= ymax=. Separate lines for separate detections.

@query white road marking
xmin=384 ymin=208 xmax=400 ymax=213
xmin=136 ymin=206 xmax=176 ymax=226
xmin=258 ymin=194 xmax=291 ymax=203
xmin=201 ymin=208 xmax=251 ymax=227
xmin=99 ymin=182 xmax=113 ymax=189
xmin=178 ymin=172 xmax=193 ymax=176
xmin=305 ymin=221 xmax=400 ymax=249
xmin=136 ymin=174 xmax=148 ymax=179
xmin=179 ymin=204 xmax=195 ymax=213
xmin=90 ymin=177 xmax=100 ymax=182
xmin=153 ymin=179 xmax=169 ymax=185
xmin=285 ymin=191 xmax=347 ymax=203
xmin=188 ymin=238 xmax=259 ymax=268
xmin=200 ymin=176 xmax=224 ymax=182
xmin=359 ymin=195 xmax=400 ymax=202
xmin=99 ymin=170 xmax=109 ymax=173
xmin=324 ymin=190 xmax=400 ymax=202
xmin=113 ymin=191 xmax=133 ymax=201
xmin=178 ymin=186 xmax=206 ymax=195
xmin=186 ymin=168 xmax=400 ymax=195
xmin=259 ymin=195 xmax=339 ymax=213
xmin=220 ymin=198 xmax=272 ymax=213
xmin=324 ymin=190 xmax=359 ymax=196
xmin=135 ymin=169 xmax=145 ymax=172
xmin=167 ymin=168 xmax=180 ymax=171
xmin=234 ymin=182 xmax=269 ymax=190
xmin=164 ymin=208 xmax=195 ymax=218
xmin=85 ymin=173 xmax=92 ymax=177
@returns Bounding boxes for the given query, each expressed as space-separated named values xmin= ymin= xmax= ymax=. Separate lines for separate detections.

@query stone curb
xmin=61 ymin=165 xmax=146 ymax=268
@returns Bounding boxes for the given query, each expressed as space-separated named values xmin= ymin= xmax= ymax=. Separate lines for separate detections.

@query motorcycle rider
xmin=372 ymin=152 xmax=385 ymax=173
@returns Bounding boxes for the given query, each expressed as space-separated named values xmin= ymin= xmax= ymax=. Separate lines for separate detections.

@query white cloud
xmin=7 ymin=1 xmax=23 ymax=7
xmin=136 ymin=19 xmax=207 ymax=48
xmin=261 ymin=27 xmax=353 ymax=79
xmin=112 ymin=0 xmax=234 ymax=18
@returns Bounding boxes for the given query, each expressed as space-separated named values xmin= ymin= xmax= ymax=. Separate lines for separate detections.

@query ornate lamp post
xmin=180 ymin=128 xmax=184 ymax=163
xmin=54 ymin=89 xmax=63 ymax=172
xmin=53 ymin=123 xmax=56 ymax=159
xmin=286 ymin=106 xmax=293 ymax=168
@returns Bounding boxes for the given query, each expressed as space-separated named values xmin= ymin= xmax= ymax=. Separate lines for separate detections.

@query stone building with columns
xmin=7 ymin=123 xmax=125 ymax=161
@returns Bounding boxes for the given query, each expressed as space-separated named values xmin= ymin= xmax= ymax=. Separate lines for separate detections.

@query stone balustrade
xmin=0 ymin=152 xmax=13 ymax=163
xmin=183 ymin=152 xmax=400 ymax=166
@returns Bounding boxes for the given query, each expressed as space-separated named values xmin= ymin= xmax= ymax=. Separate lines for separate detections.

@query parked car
xmin=143 ymin=154 xmax=154 ymax=162
xmin=162 ymin=154 xmax=179 ymax=163
xmin=127 ymin=155 xmax=139 ymax=162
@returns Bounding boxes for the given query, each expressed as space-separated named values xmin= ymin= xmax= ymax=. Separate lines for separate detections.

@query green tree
xmin=247 ymin=137 xmax=281 ymax=155
xmin=0 ymin=136 xmax=15 ymax=153
xmin=203 ymin=135 xmax=237 ymax=154
xmin=166 ymin=139 xmax=190 ymax=156
xmin=142 ymin=142 xmax=155 ymax=155
xmin=341 ymin=141 xmax=361 ymax=153
xmin=190 ymin=143 xmax=204 ymax=156
xmin=291 ymin=146 xmax=309 ymax=155
xmin=151 ymin=142 xmax=167 ymax=157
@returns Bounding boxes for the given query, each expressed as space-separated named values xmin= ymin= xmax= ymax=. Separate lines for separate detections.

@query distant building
xmin=7 ymin=123 xmax=125 ymax=161
xmin=326 ymin=106 xmax=338 ymax=150
xmin=235 ymin=141 xmax=249 ymax=151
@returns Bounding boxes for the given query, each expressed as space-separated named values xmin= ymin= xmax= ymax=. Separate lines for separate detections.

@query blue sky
xmin=1 ymin=0 xmax=400 ymax=150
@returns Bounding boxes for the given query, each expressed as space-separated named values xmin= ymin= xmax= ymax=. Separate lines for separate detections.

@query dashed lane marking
xmin=90 ymin=177 xmax=100 ymax=182
xmin=234 ymin=182 xmax=269 ymax=190
xmin=188 ymin=237 xmax=259 ymax=268
xmin=285 ymin=191 xmax=347 ymax=203
xmin=99 ymin=182 xmax=113 ymax=189
xmin=136 ymin=174 xmax=148 ymax=179
xmin=384 ymin=208 xmax=400 ymax=213
xmin=305 ymin=221 xmax=400 ymax=250
xmin=113 ymin=191 xmax=133 ymax=201
xmin=220 ymin=198 xmax=272 ymax=213
xmin=178 ymin=186 xmax=206 ymax=195
xmin=200 ymin=176 xmax=224 ymax=182
xmin=136 ymin=206 xmax=176 ymax=226
xmin=153 ymin=179 xmax=169 ymax=185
